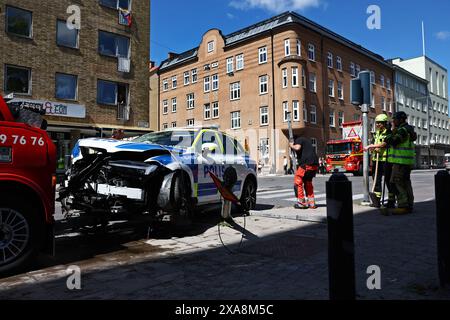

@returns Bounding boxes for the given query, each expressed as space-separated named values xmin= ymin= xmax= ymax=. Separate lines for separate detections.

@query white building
xmin=392 ymin=56 xmax=450 ymax=167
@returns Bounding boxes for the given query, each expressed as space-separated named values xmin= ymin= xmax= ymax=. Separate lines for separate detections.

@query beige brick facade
xmin=159 ymin=12 xmax=394 ymax=173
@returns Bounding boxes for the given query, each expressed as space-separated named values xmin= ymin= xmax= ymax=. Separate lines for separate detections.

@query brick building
xmin=158 ymin=11 xmax=394 ymax=173
xmin=0 ymin=0 xmax=151 ymax=168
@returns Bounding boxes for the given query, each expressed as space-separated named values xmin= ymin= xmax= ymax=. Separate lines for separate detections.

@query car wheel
xmin=239 ymin=178 xmax=257 ymax=212
xmin=0 ymin=196 xmax=43 ymax=276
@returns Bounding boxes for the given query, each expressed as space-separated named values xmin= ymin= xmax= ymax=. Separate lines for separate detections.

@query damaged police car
xmin=58 ymin=127 xmax=257 ymax=226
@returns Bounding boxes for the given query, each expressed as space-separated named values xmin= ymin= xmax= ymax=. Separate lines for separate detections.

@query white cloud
xmin=229 ymin=0 xmax=321 ymax=13
xmin=227 ymin=13 xmax=235 ymax=19
xmin=435 ymin=31 xmax=450 ymax=41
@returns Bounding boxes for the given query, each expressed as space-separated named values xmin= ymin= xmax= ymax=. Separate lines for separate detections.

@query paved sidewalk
xmin=0 ymin=200 xmax=449 ymax=300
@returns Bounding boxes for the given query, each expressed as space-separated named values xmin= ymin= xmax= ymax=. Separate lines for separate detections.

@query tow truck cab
xmin=0 ymin=95 xmax=56 ymax=275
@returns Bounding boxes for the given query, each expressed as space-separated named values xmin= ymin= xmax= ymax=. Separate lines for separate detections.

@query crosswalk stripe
xmin=282 ymin=194 xmax=364 ymax=203
xmin=258 ymin=192 xmax=296 ymax=199
xmin=257 ymin=188 xmax=292 ymax=195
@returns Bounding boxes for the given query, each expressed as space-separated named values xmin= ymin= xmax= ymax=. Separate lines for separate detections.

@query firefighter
xmin=365 ymin=114 xmax=395 ymax=208
xmin=289 ymin=136 xmax=319 ymax=209
xmin=385 ymin=111 xmax=416 ymax=215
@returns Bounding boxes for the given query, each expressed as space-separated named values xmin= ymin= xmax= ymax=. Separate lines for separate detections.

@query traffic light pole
xmin=361 ymin=104 xmax=370 ymax=205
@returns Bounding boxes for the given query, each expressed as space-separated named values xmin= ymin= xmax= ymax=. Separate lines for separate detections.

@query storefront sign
xmin=8 ymin=98 xmax=86 ymax=119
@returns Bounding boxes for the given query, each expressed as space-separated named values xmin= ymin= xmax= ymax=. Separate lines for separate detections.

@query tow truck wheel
xmin=239 ymin=178 xmax=257 ymax=212
xmin=0 ymin=196 xmax=43 ymax=276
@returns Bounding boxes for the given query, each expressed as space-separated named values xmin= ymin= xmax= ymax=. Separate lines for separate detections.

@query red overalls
xmin=294 ymin=165 xmax=319 ymax=208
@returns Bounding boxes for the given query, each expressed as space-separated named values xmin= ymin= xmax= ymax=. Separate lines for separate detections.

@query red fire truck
xmin=326 ymin=121 xmax=364 ymax=176
xmin=0 ymin=94 xmax=56 ymax=275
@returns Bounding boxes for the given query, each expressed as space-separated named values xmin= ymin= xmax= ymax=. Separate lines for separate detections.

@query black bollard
xmin=435 ymin=170 xmax=450 ymax=287
xmin=326 ymin=173 xmax=356 ymax=300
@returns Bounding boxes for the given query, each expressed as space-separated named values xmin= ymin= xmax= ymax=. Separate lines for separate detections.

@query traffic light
xmin=351 ymin=78 xmax=362 ymax=106
xmin=350 ymin=71 xmax=372 ymax=107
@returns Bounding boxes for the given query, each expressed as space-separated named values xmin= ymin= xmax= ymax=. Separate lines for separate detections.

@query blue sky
xmin=151 ymin=0 xmax=450 ymax=77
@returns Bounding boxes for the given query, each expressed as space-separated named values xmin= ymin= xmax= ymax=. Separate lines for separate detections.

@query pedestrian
xmin=365 ymin=114 xmax=395 ymax=208
xmin=384 ymin=111 xmax=416 ymax=215
xmin=283 ymin=156 xmax=288 ymax=175
xmin=319 ymin=157 xmax=325 ymax=175
xmin=112 ymin=129 xmax=125 ymax=140
xmin=289 ymin=136 xmax=319 ymax=209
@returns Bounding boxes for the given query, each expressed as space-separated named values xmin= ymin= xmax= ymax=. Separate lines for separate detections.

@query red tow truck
xmin=326 ymin=121 xmax=364 ymax=176
xmin=0 ymin=94 xmax=56 ymax=275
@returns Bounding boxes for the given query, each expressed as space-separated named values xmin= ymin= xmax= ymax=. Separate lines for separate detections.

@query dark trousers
xmin=390 ymin=164 xmax=414 ymax=208
xmin=372 ymin=160 xmax=395 ymax=202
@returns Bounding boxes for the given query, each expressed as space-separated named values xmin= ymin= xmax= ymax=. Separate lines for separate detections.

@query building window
xmin=192 ymin=69 xmax=198 ymax=83
xmin=186 ymin=93 xmax=195 ymax=109
xmin=282 ymin=68 xmax=288 ymax=88
xmin=303 ymin=102 xmax=307 ymax=123
xmin=283 ymin=101 xmax=289 ymax=122
xmin=301 ymin=68 xmax=306 ymax=88
xmin=292 ymin=67 xmax=299 ymax=87
xmin=311 ymin=138 xmax=317 ymax=153
xmin=184 ymin=71 xmax=190 ymax=85
xmin=259 ymin=75 xmax=268 ymax=94
xmin=162 ymin=100 xmax=168 ymax=114
xmin=4 ymin=65 xmax=31 ymax=95
xmin=163 ymin=79 xmax=169 ymax=91
xmin=296 ymin=39 xmax=301 ymax=56
xmin=327 ymin=52 xmax=333 ymax=68
xmin=371 ymin=95 xmax=375 ymax=109
xmin=336 ymin=56 xmax=342 ymax=71
xmin=350 ymin=62 xmax=356 ymax=77
xmin=309 ymin=73 xmax=317 ymax=93
xmin=207 ymin=40 xmax=215 ymax=53
xmin=310 ymin=105 xmax=317 ymax=124
xmin=370 ymin=71 xmax=375 ymax=84
xmin=162 ymin=123 xmax=168 ymax=130
xmin=338 ymin=111 xmax=344 ymax=128
xmin=260 ymin=106 xmax=269 ymax=126
xmin=388 ymin=99 xmax=393 ymax=113
xmin=204 ymin=103 xmax=211 ymax=120
xmin=284 ymin=39 xmax=290 ymax=56
xmin=308 ymin=43 xmax=315 ymax=61
xmin=204 ymin=76 xmax=210 ymax=92
xmin=259 ymin=47 xmax=268 ymax=64
xmin=293 ymin=101 xmax=300 ymax=122
xmin=187 ymin=119 xmax=195 ymax=127
xmin=57 ymin=19 xmax=79 ymax=49
xmin=171 ymin=121 xmax=177 ymax=128
xmin=329 ymin=110 xmax=335 ymax=127
xmin=212 ymin=102 xmax=219 ymax=118
xmin=227 ymin=57 xmax=234 ymax=74
xmin=55 ymin=73 xmax=77 ymax=100
xmin=338 ymin=81 xmax=344 ymax=100
xmin=97 ymin=80 xmax=128 ymax=106
xmin=212 ymin=74 xmax=219 ymax=91
xmin=328 ymin=80 xmax=334 ymax=97
xmin=6 ymin=6 xmax=32 ymax=38
xmin=236 ymin=54 xmax=244 ymax=70
xmin=231 ymin=111 xmax=241 ymax=129
xmin=100 ymin=0 xmax=131 ymax=10
xmin=171 ymin=98 xmax=177 ymax=113
xmin=387 ymin=78 xmax=391 ymax=91
xmin=370 ymin=118 xmax=375 ymax=133
xmin=230 ymin=82 xmax=241 ymax=100
xmin=171 ymin=76 xmax=177 ymax=89
xmin=381 ymin=96 xmax=386 ymax=111
xmin=98 ymin=31 xmax=130 ymax=58
xmin=442 ymin=75 xmax=446 ymax=98
xmin=436 ymin=71 xmax=440 ymax=96
xmin=380 ymin=75 xmax=385 ymax=88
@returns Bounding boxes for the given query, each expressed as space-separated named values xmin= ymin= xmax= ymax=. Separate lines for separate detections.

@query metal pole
xmin=361 ymin=104 xmax=370 ymax=204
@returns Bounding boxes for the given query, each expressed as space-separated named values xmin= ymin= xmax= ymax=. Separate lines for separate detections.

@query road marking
xmin=257 ymin=188 xmax=292 ymax=195
xmin=282 ymin=194 xmax=327 ymax=202
xmin=282 ymin=194 xmax=364 ymax=204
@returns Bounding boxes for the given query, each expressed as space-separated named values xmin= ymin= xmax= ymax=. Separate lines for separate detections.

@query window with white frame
xmin=338 ymin=81 xmax=344 ymax=100
xmin=187 ymin=93 xmax=195 ymax=109
xmin=308 ymin=43 xmax=315 ymax=61
xmin=184 ymin=71 xmax=190 ymax=85
xmin=162 ymin=99 xmax=168 ymax=114
xmin=163 ymin=79 xmax=169 ymax=91
xmin=338 ymin=111 xmax=344 ymax=128
xmin=259 ymin=75 xmax=268 ymax=94
xmin=171 ymin=121 xmax=177 ymax=128
xmin=350 ymin=62 xmax=356 ymax=77
xmin=311 ymin=138 xmax=317 ymax=153
xmin=284 ymin=39 xmax=290 ymax=56
xmin=386 ymin=78 xmax=391 ymax=91
xmin=259 ymin=47 xmax=267 ymax=64
xmin=236 ymin=54 xmax=244 ymax=70
xmin=328 ymin=80 xmax=334 ymax=97
xmin=204 ymin=103 xmax=211 ymax=120
xmin=212 ymin=74 xmax=219 ymax=91
xmin=336 ymin=56 xmax=342 ymax=71
xmin=212 ymin=101 xmax=219 ymax=118
xmin=283 ymin=101 xmax=289 ymax=122
xmin=171 ymin=97 xmax=177 ymax=113
xmin=187 ymin=119 xmax=194 ymax=127
xmin=388 ymin=99 xmax=393 ymax=113
xmin=309 ymin=73 xmax=317 ymax=93
xmin=381 ymin=96 xmax=386 ymax=111
xmin=204 ymin=76 xmax=210 ymax=92
xmin=226 ymin=57 xmax=234 ymax=74
xmin=98 ymin=31 xmax=130 ymax=58
xmin=370 ymin=71 xmax=375 ymax=84
xmin=292 ymin=67 xmax=299 ymax=87
xmin=6 ymin=6 xmax=33 ymax=38
xmin=231 ymin=111 xmax=241 ymax=129
xmin=172 ymin=76 xmax=177 ymax=89
xmin=380 ymin=75 xmax=385 ymax=88
xmin=310 ymin=105 xmax=317 ymax=124
xmin=296 ymin=39 xmax=301 ymax=56
xmin=282 ymin=68 xmax=288 ymax=88
xmin=329 ymin=110 xmax=335 ymax=127
xmin=293 ymin=101 xmax=300 ymax=122
xmin=192 ymin=69 xmax=197 ymax=83
xmin=162 ymin=123 xmax=168 ymax=130
xmin=303 ymin=102 xmax=308 ymax=122
xmin=327 ymin=52 xmax=333 ymax=68
xmin=301 ymin=68 xmax=306 ymax=88
xmin=230 ymin=82 xmax=241 ymax=100
xmin=260 ymin=106 xmax=269 ymax=126
xmin=207 ymin=40 xmax=215 ymax=53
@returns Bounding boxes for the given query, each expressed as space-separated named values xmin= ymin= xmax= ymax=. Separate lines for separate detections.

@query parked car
xmin=59 ymin=127 xmax=257 ymax=226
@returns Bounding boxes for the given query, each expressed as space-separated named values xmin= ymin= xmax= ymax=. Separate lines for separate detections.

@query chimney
xmin=168 ymin=52 xmax=178 ymax=60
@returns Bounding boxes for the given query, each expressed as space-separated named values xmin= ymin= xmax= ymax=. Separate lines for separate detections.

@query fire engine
xmin=0 ymin=94 xmax=56 ymax=275
xmin=326 ymin=121 xmax=364 ymax=176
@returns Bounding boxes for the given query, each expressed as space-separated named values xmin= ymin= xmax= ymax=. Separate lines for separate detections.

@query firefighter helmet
xmin=375 ymin=114 xmax=389 ymax=123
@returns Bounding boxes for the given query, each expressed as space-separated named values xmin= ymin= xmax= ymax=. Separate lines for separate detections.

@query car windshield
xmin=133 ymin=130 xmax=197 ymax=149
xmin=327 ymin=142 xmax=352 ymax=154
